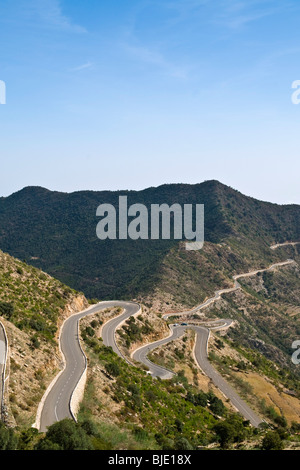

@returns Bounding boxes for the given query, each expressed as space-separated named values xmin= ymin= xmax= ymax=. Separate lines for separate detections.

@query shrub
xmin=174 ymin=437 xmax=194 ymax=450
xmin=35 ymin=419 xmax=93 ymax=451
xmin=213 ymin=422 xmax=236 ymax=449
xmin=0 ymin=423 xmax=18 ymax=450
xmin=209 ymin=396 xmax=225 ymax=416
xmin=0 ymin=301 xmax=14 ymax=319
xmin=30 ymin=335 xmax=40 ymax=349
xmin=261 ymin=431 xmax=284 ymax=451
xmin=85 ymin=326 xmax=95 ymax=337
xmin=105 ymin=362 xmax=121 ymax=377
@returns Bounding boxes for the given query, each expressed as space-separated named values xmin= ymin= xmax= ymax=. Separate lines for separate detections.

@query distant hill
xmin=0 ymin=180 xmax=299 ymax=300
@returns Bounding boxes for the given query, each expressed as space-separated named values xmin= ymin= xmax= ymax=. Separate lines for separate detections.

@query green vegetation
xmin=0 ymin=182 xmax=299 ymax=450
xmin=216 ymin=260 xmax=300 ymax=376
xmin=77 ymin=322 xmax=266 ymax=450
xmin=0 ymin=422 xmax=18 ymax=450
xmin=213 ymin=415 xmax=251 ymax=449
xmin=186 ymin=390 xmax=225 ymax=416
xmin=117 ymin=315 xmax=154 ymax=348
xmin=0 ymin=249 xmax=83 ymax=343
xmin=81 ymin=327 xmax=221 ymax=448
xmin=0 ymin=181 xmax=298 ymax=300
xmin=35 ymin=419 xmax=94 ymax=450
xmin=261 ymin=431 xmax=284 ymax=450
xmin=209 ymin=331 xmax=300 ymax=425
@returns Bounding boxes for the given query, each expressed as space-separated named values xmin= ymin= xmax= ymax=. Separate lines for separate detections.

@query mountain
xmin=1 ymin=182 xmax=300 ymax=448
xmin=0 ymin=250 xmax=263 ymax=449
xmin=0 ymin=180 xmax=299 ymax=301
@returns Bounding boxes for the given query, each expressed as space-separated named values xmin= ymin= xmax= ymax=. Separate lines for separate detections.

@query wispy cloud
xmin=71 ymin=62 xmax=94 ymax=72
xmin=215 ymin=0 xmax=294 ymax=30
xmin=120 ymin=0 xmax=297 ymax=83
xmin=122 ymin=43 xmax=190 ymax=79
xmin=146 ymin=0 xmax=211 ymax=28
xmin=20 ymin=0 xmax=87 ymax=33
xmin=119 ymin=1 xmax=198 ymax=80
xmin=160 ymin=0 xmax=296 ymax=31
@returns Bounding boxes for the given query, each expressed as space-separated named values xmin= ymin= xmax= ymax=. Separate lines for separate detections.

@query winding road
xmin=163 ymin=260 xmax=294 ymax=319
xmin=37 ymin=301 xmax=140 ymax=432
xmin=33 ymin=248 xmax=297 ymax=431
xmin=270 ymin=242 xmax=300 ymax=250
xmin=133 ymin=321 xmax=262 ymax=427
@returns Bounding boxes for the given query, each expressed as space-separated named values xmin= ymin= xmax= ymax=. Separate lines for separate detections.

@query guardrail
xmin=0 ymin=320 xmax=8 ymax=422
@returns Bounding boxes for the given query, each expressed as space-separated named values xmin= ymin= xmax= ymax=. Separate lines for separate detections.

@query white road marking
xmin=0 ymin=340 xmax=5 ymax=365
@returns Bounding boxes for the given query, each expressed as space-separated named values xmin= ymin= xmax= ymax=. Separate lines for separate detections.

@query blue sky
xmin=0 ymin=0 xmax=300 ymax=203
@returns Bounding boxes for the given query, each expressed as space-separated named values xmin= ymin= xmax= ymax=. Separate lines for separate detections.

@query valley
xmin=0 ymin=181 xmax=300 ymax=450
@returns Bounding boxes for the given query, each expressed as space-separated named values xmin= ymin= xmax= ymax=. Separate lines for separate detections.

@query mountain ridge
xmin=5 ymin=179 xmax=299 ymax=206
xmin=0 ymin=180 xmax=299 ymax=300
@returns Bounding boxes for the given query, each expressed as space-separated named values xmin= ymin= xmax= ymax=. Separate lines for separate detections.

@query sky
xmin=0 ymin=0 xmax=300 ymax=204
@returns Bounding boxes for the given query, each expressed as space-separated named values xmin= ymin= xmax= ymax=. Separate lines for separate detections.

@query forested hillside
xmin=0 ymin=181 xmax=299 ymax=300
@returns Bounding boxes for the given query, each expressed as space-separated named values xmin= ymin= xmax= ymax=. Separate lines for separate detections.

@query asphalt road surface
xmin=37 ymin=258 xmax=293 ymax=431
xmin=163 ymin=260 xmax=294 ymax=320
xmin=101 ymin=302 xmax=141 ymax=361
xmin=270 ymin=242 xmax=300 ymax=250
xmin=192 ymin=325 xmax=263 ymax=427
xmin=133 ymin=321 xmax=262 ymax=427
xmin=132 ymin=325 xmax=179 ymax=380
xmin=0 ymin=322 xmax=7 ymax=420
xmin=38 ymin=301 xmax=140 ymax=432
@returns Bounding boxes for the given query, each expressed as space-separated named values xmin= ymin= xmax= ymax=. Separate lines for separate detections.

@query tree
xmin=35 ymin=439 xmax=62 ymax=450
xmin=80 ymin=419 xmax=99 ymax=437
xmin=145 ymin=390 xmax=156 ymax=402
xmin=174 ymin=418 xmax=184 ymax=433
xmin=195 ymin=391 xmax=208 ymax=407
xmin=261 ymin=431 xmax=284 ymax=451
xmin=127 ymin=384 xmax=140 ymax=396
xmin=214 ymin=422 xmax=236 ymax=449
xmin=35 ymin=419 xmax=93 ymax=451
xmin=274 ymin=415 xmax=287 ymax=428
xmin=0 ymin=301 xmax=14 ymax=320
xmin=209 ymin=396 xmax=225 ymax=416
xmin=174 ymin=437 xmax=194 ymax=450
xmin=85 ymin=326 xmax=95 ymax=337
xmin=155 ymin=433 xmax=175 ymax=450
xmin=0 ymin=422 xmax=18 ymax=450
xmin=105 ymin=361 xmax=121 ymax=377
xmin=18 ymin=427 xmax=39 ymax=450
